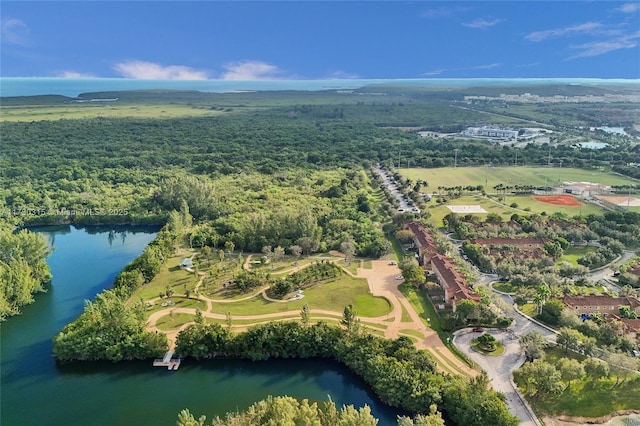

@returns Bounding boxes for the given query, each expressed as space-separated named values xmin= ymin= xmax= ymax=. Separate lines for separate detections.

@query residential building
xmin=431 ymin=254 xmax=480 ymax=311
xmin=406 ymin=221 xmax=437 ymax=266
xmin=562 ymin=294 xmax=640 ymax=317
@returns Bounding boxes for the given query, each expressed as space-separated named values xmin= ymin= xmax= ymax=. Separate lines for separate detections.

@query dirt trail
xmin=147 ymin=257 xmax=476 ymax=376
xmin=358 ymin=261 xmax=476 ymax=376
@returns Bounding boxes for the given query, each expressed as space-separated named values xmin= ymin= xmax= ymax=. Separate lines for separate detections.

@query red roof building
xmin=406 ymin=221 xmax=438 ymax=267
xmin=470 ymin=237 xmax=547 ymax=249
xmin=562 ymin=294 xmax=640 ymax=317
xmin=431 ymin=254 xmax=480 ymax=312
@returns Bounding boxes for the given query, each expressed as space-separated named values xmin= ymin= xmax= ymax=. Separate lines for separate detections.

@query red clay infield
xmin=534 ymin=195 xmax=581 ymax=206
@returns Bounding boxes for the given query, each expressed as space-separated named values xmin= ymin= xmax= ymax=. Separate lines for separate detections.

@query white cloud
xmin=472 ymin=62 xmax=502 ymax=70
xmin=422 ymin=69 xmax=446 ymax=76
xmin=516 ymin=62 xmax=541 ymax=68
xmin=616 ymin=2 xmax=640 ymax=13
xmin=422 ymin=63 xmax=502 ymax=76
xmin=220 ymin=60 xmax=283 ymax=80
xmin=525 ymin=22 xmax=603 ymax=42
xmin=326 ymin=70 xmax=360 ymax=79
xmin=1 ymin=18 xmax=30 ymax=46
xmin=58 ymin=71 xmax=96 ymax=78
xmin=566 ymin=31 xmax=640 ymax=59
xmin=113 ymin=60 xmax=209 ymax=79
xmin=462 ymin=18 xmax=502 ymax=29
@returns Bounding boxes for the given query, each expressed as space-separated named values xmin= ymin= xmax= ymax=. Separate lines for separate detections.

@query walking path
xmin=146 ymin=255 xmax=476 ymax=376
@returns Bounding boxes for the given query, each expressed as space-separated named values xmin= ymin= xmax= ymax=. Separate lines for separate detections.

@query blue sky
xmin=1 ymin=1 xmax=639 ymax=79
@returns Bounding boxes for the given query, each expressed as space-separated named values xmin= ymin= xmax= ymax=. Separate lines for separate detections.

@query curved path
xmin=146 ymin=256 xmax=476 ymax=376
xmin=454 ymin=327 xmax=542 ymax=426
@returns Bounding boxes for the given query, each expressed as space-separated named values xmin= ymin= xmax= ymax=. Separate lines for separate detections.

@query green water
xmin=0 ymin=226 xmax=401 ymax=426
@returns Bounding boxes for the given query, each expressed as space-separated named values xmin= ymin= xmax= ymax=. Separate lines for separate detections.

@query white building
xmin=461 ymin=126 xmax=519 ymax=140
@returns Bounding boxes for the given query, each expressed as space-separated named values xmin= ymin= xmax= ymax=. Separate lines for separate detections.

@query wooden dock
xmin=153 ymin=350 xmax=181 ymax=370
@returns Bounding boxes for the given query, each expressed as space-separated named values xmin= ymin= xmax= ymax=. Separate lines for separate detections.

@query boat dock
xmin=153 ymin=350 xmax=181 ymax=370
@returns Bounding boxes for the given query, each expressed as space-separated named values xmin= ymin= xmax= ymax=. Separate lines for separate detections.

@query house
xmin=179 ymin=258 xmax=194 ymax=270
xmin=470 ymin=238 xmax=547 ymax=250
xmin=431 ymin=254 xmax=481 ymax=312
xmin=406 ymin=222 xmax=437 ymax=267
xmin=619 ymin=318 xmax=640 ymax=338
xmin=562 ymin=294 xmax=640 ymax=318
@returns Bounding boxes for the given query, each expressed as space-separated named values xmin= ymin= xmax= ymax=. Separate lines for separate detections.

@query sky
xmin=1 ymin=1 xmax=639 ymax=80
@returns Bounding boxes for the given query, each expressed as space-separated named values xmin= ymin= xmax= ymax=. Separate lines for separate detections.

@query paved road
xmin=587 ymin=250 xmax=636 ymax=294
xmin=452 ymin=280 xmax=558 ymax=426
xmin=454 ymin=327 xmax=542 ymax=426
xmin=373 ymin=165 xmax=420 ymax=214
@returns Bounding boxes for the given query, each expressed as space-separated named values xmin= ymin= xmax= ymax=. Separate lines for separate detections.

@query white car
xmin=394 ymin=275 xmax=404 ymax=280
xmin=388 ymin=261 xmax=397 ymax=265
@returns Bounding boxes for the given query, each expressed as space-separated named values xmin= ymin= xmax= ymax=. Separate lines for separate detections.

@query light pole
xmin=454 ymin=149 xmax=460 ymax=168
xmin=558 ymin=160 xmax=563 ymax=185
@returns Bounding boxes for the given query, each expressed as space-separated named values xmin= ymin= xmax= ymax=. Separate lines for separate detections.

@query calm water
xmin=0 ymin=226 xmax=402 ymax=426
xmin=1 ymin=77 xmax=638 ymax=97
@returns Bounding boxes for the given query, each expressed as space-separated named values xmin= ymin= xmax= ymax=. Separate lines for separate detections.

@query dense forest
xmin=1 ymin=87 xmax=639 ymax=228
xmin=175 ymin=321 xmax=518 ymax=426
xmin=0 ymin=228 xmax=52 ymax=319
xmin=3 ymin=85 xmax=638 ymax=424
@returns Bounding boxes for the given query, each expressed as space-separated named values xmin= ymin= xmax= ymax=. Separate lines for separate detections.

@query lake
xmin=0 ymin=225 xmax=402 ymax=426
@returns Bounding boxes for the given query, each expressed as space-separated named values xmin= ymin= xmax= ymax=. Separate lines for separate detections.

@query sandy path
xmin=358 ymin=261 xmax=476 ymax=376
xmin=147 ymin=257 xmax=476 ymax=376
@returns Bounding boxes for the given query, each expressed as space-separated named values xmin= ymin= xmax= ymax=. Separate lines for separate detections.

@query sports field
xmin=400 ymin=166 xmax=638 ymax=190
xmin=425 ymin=194 xmax=606 ymax=227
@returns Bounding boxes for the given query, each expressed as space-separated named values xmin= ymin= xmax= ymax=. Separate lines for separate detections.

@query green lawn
xmin=207 ymin=275 xmax=391 ymax=317
xmin=398 ymin=283 xmax=437 ymax=331
xmin=400 ymin=329 xmax=425 ymax=339
xmin=519 ymin=302 xmax=537 ymax=317
xmin=492 ymin=282 xmax=518 ymax=294
xmin=132 ymin=255 xmax=201 ymax=301
xmin=516 ymin=347 xmax=640 ymax=417
xmin=561 ymin=246 xmax=597 ymax=267
xmin=426 ymin=195 xmax=512 ymax=227
xmin=0 ymin=103 xmax=225 ymax=122
xmin=471 ymin=339 xmax=505 ymax=356
xmin=400 ymin=166 xmax=638 ymax=191
xmin=145 ymin=297 xmax=207 ymax=316
xmin=155 ymin=312 xmax=194 ymax=331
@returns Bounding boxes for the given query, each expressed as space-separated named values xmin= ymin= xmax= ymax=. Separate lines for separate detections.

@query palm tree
xmin=535 ymin=283 xmax=550 ymax=315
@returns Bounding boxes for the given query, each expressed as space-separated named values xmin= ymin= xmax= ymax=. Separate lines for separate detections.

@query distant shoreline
xmin=1 ymin=77 xmax=638 ymax=98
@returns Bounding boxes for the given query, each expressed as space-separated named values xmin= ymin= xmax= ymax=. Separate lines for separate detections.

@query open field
xmin=400 ymin=166 xmax=638 ymax=190
xmin=504 ymin=195 xmax=605 ymax=216
xmin=426 ymin=195 xmax=510 ymax=227
xmin=425 ymin=193 xmax=608 ymax=227
xmin=0 ymin=104 xmax=226 ymax=121
xmin=132 ymin=255 xmax=201 ymax=301
xmin=561 ymin=247 xmax=596 ymax=267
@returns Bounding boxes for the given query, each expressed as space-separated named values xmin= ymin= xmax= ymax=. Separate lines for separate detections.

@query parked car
xmin=394 ymin=275 xmax=404 ymax=280
xmin=388 ymin=261 xmax=397 ymax=265
xmin=472 ymin=327 xmax=484 ymax=332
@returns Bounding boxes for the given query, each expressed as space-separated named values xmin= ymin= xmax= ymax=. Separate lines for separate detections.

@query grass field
xmin=561 ymin=246 xmax=597 ymax=266
xmin=426 ymin=195 xmax=511 ymax=227
xmin=208 ymin=275 xmax=391 ymax=317
xmin=492 ymin=282 xmax=518 ymax=294
xmin=424 ymin=192 xmax=607 ymax=228
xmin=400 ymin=166 xmax=638 ymax=190
xmin=132 ymin=255 xmax=201 ymax=301
xmin=398 ymin=283 xmax=438 ymax=331
xmin=0 ymin=104 xmax=225 ymax=121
